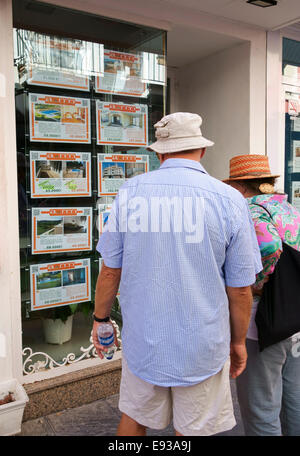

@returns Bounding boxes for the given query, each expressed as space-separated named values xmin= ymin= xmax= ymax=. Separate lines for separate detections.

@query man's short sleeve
xmin=96 ymin=194 xmax=123 ymax=268
xmin=224 ymin=199 xmax=263 ymax=287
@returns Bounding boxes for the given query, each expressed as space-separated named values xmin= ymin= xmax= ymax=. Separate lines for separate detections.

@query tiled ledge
xmin=23 ymin=358 xmax=122 ymax=422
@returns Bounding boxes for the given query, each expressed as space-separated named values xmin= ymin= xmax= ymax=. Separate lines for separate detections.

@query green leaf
xmin=69 ymin=304 xmax=78 ymax=315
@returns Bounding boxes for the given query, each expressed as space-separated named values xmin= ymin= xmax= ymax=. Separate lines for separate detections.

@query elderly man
xmin=92 ymin=112 xmax=262 ymax=436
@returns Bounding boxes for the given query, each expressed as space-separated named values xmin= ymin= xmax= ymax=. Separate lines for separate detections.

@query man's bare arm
xmin=94 ymin=263 xmax=121 ymax=319
xmin=92 ymin=263 xmax=121 ymax=358
xmin=226 ymin=285 xmax=253 ymax=378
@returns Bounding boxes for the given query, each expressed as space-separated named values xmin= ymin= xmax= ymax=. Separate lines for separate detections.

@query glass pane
xmin=13 ymin=0 xmax=166 ymax=375
xmin=283 ymin=38 xmax=300 ymax=210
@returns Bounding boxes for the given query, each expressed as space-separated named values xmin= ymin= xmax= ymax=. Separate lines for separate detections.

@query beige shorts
xmin=119 ymin=357 xmax=236 ymax=436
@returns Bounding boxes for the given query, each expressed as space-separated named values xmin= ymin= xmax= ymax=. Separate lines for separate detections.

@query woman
xmin=224 ymin=154 xmax=300 ymax=436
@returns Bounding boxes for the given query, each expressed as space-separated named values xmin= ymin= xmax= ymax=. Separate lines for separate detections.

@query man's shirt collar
xmin=160 ymin=158 xmax=208 ymax=175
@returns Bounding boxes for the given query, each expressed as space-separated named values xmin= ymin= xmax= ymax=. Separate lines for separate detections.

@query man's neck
xmin=161 ymin=151 xmax=202 ymax=164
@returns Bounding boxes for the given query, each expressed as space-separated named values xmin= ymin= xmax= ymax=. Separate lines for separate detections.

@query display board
xmin=96 ymin=101 xmax=148 ymax=147
xmin=98 ymin=153 xmax=149 ymax=196
xmin=30 ymin=259 xmax=91 ymax=311
xmin=30 ymin=151 xmax=91 ymax=198
xmin=95 ymin=49 xmax=147 ymax=97
xmin=29 ymin=93 xmax=91 ymax=143
xmin=32 ymin=207 xmax=93 ymax=254
xmin=98 ymin=204 xmax=112 ymax=236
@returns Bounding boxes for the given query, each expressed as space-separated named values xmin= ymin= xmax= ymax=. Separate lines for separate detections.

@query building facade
xmin=0 ymin=0 xmax=299 ymax=421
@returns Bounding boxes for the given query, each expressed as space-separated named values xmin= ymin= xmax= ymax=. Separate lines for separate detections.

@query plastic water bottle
xmin=97 ymin=323 xmax=115 ymax=360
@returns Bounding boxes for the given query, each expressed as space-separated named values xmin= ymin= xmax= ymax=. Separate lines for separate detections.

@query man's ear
xmin=200 ymin=148 xmax=206 ymax=159
xmin=157 ymin=153 xmax=165 ymax=164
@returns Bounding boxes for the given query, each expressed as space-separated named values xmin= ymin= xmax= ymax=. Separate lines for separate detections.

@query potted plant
xmin=0 ymin=379 xmax=29 ymax=436
xmin=37 ymin=304 xmax=78 ymax=345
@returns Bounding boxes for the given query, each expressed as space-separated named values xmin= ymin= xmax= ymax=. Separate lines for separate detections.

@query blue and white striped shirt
xmin=97 ymin=158 xmax=262 ymax=386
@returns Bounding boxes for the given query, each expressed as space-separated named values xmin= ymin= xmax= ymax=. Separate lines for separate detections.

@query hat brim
xmin=147 ymin=135 xmax=214 ymax=154
xmin=223 ymin=173 xmax=280 ymax=183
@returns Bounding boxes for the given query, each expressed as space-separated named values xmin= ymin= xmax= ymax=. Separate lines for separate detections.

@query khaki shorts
xmin=119 ymin=357 xmax=236 ymax=436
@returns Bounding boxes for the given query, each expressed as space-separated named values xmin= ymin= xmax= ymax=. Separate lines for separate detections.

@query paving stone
xmin=20 ymin=417 xmax=55 ymax=436
xmin=105 ymin=394 xmax=121 ymax=418
xmin=46 ymin=398 xmax=120 ymax=436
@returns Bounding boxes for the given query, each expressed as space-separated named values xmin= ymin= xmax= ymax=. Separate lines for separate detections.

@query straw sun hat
xmin=223 ymin=155 xmax=280 ymax=184
xmin=148 ymin=112 xmax=214 ymax=154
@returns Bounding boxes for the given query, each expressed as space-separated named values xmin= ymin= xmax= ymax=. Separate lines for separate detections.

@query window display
xmin=29 ymin=94 xmax=91 ymax=143
xmin=13 ymin=0 xmax=166 ymax=376
xmin=30 ymin=259 xmax=91 ymax=311
xmin=32 ymin=207 xmax=93 ymax=254
xmin=95 ymin=49 xmax=147 ymax=97
xmin=98 ymin=153 xmax=149 ymax=196
xmin=30 ymin=151 xmax=91 ymax=198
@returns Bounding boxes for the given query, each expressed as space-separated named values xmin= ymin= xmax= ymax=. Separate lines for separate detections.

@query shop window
xmin=13 ymin=0 xmax=166 ymax=377
xmin=282 ymin=38 xmax=300 ymax=210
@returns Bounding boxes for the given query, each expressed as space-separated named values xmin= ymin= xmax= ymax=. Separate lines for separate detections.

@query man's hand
xmin=230 ymin=342 xmax=247 ymax=378
xmin=92 ymin=320 xmax=119 ymax=359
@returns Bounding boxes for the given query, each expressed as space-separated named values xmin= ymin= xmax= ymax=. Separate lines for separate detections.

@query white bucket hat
xmin=148 ymin=112 xmax=214 ymax=154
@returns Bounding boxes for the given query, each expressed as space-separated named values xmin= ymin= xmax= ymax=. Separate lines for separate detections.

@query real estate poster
xmin=28 ymin=67 xmax=90 ymax=91
xmin=32 ymin=207 xmax=92 ymax=254
xmin=293 ymin=117 xmax=300 ymax=132
xmin=22 ymin=31 xmax=91 ymax=90
xmin=95 ymin=49 xmax=146 ymax=97
xmin=30 ymin=259 xmax=91 ymax=311
xmin=98 ymin=204 xmax=112 ymax=237
xmin=293 ymin=141 xmax=300 ymax=172
xmin=96 ymin=101 xmax=148 ymax=147
xmin=29 ymin=93 xmax=91 ymax=143
xmin=30 ymin=151 xmax=91 ymax=198
xmin=97 ymin=153 xmax=149 ymax=196
xmin=292 ymin=182 xmax=300 ymax=211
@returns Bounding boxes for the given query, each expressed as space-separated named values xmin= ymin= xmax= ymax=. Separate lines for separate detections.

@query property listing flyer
xmin=21 ymin=31 xmax=91 ymax=90
xmin=97 ymin=153 xmax=149 ymax=196
xmin=95 ymin=49 xmax=147 ymax=97
xmin=292 ymin=182 xmax=300 ymax=211
xmin=293 ymin=117 xmax=300 ymax=132
xmin=29 ymin=93 xmax=91 ymax=143
xmin=32 ymin=207 xmax=93 ymax=254
xmin=30 ymin=151 xmax=91 ymax=198
xmin=98 ymin=204 xmax=112 ymax=236
xmin=293 ymin=141 xmax=300 ymax=172
xmin=96 ymin=101 xmax=148 ymax=147
xmin=30 ymin=259 xmax=91 ymax=311
xmin=28 ymin=67 xmax=90 ymax=91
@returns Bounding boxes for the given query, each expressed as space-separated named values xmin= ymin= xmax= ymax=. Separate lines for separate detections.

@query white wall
xmin=177 ymin=42 xmax=251 ymax=180
xmin=0 ymin=0 xmax=23 ymax=382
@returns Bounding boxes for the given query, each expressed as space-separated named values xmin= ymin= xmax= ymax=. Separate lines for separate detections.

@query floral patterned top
xmin=247 ymin=194 xmax=300 ymax=290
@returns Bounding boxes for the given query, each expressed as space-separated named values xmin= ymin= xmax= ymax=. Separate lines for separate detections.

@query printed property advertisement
xmin=30 ymin=151 xmax=91 ymax=198
xmin=98 ymin=204 xmax=112 ymax=236
xmin=293 ymin=141 xmax=300 ymax=172
xmin=292 ymin=182 xmax=300 ymax=211
xmin=32 ymin=207 xmax=93 ymax=254
xmin=28 ymin=66 xmax=90 ymax=91
xmin=96 ymin=101 xmax=148 ymax=147
xmin=29 ymin=93 xmax=91 ymax=143
xmin=97 ymin=153 xmax=149 ymax=196
xmin=30 ymin=259 xmax=91 ymax=311
xmin=23 ymin=32 xmax=91 ymax=90
xmin=95 ymin=49 xmax=146 ymax=97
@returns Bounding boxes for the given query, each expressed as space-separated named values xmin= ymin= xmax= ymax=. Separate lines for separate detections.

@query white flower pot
xmin=0 ymin=379 xmax=29 ymax=436
xmin=43 ymin=315 xmax=74 ymax=345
